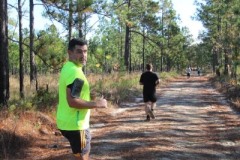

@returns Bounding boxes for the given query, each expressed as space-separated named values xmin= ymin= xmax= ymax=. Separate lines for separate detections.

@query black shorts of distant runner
xmin=143 ymin=92 xmax=157 ymax=103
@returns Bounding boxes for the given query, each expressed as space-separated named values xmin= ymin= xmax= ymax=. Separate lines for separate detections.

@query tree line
xmin=195 ymin=0 xmax=240 ymax=77
xmin=1 ymin=0 xmax=239 ymax=106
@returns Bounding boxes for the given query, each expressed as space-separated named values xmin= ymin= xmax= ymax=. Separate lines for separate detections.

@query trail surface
xmin=90 ymin=75 xmax=240 ymax=160
xmin=30 ymin=75 xmax=240 ymax=160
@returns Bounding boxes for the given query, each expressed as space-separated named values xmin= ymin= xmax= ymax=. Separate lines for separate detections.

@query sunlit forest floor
xmin=1 ymin=72 xmax=240 ymax=159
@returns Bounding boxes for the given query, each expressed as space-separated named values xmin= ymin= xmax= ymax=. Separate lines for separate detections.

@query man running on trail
xmin=140 ymin=63 xmax=160 ymax=121
xmin=186 ymin=66 xmax=191 ymax=78
xmin=57 ymin=38 xmax=107 ymax=160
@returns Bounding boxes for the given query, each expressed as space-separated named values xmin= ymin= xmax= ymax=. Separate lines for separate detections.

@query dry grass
xmin=9 ymin=74 xmax=59 ymax=100
xmin=0 ymin=110 xmax=56 ymax=159
xmin=210 ymin=76 xmax=240 ymax=112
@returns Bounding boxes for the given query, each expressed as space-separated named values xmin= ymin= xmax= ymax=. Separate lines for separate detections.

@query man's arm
xmin=155 ymin=79 xmax=160 ymax=85
xmin=66 ymin=78 xmax=107 ymax=109
xmin=66 ymin=88 xmax=107 ymax=109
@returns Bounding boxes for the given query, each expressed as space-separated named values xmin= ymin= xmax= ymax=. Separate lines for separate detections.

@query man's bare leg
xmin=145 ymin=102 xmax=155 ymax=119
xmin=151 ymin=102 xmax=156 ymax=111
xmin=144 ymin=103 xmax=151 ymax=115
xmin=144 ymin=103 xmax=151 ymax=121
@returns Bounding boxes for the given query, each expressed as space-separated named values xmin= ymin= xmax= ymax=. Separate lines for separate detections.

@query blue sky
xmin=172 ymin=0 xmax=204 ymax=42
xmin=9 ymin=0 xmax=204 ymax=42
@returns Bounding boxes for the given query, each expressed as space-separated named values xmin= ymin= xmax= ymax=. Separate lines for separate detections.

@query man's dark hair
xmin=146 ymin=63 xmax=153 ymax=70
xmin=68 ymin=38 xmax=87 ymax=51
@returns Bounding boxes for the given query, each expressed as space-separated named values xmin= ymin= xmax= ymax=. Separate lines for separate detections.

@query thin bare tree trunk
xmin=30 ymin=0 xmax=37 ymax=90
xmin=142 ymin=27 xmax=145 ymax=72
xmin=0 ymin=0 xmax=9 ymax=106
xmin=124 ymin=0 xmax=131 ymax=71
xmin=18 ymin=0 xmax=24 ymax=98
xmin=68 ymin=0 xmax=73 ymax=41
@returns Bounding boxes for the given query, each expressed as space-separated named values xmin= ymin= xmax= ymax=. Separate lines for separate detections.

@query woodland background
xmin=0 ymin=0 xmax=240 ymax=106
xmin=1 ymin=0 xmax=240 ymax=159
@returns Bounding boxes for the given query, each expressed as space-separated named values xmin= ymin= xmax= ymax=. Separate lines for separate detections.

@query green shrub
xmin=32 ymin=87 xmax=58 ymax=110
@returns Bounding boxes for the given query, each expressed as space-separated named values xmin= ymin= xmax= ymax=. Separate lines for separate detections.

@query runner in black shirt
xmin=140 ymin=64 xmax=160 ymax=121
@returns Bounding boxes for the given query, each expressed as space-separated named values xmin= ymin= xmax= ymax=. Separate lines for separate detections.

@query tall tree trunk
xmin=30 ymin=0 xmax=37 ymax=90
xmin=212 ymin=47 xmax=218 ymax=74
xmin=119 ymin=22 xmax=123 ymax=58
xmin=0 ymin=0 xmax=9 ymax=106
xmin=166 ymin=24 xmax=171 ymax=72
xmin=160 ymin=1 xmax=164 ymax=72
xmin=68 ymin=0 xmax=73 ymax=41
xmin=124 ymin=26 xmax=130 ymax=71
xmin=18 ymin=0 xmax=24 ymax=98
xmin=224 ymin=49 xmax=229 ymax=75
xmin=124 ymin=0 xmax=131 ymax=72
xmin=129 ymin=29 xmax=132 ymax=73
xmin=142 ymin=27 xmax=145 ymax=72
xmin=78 ymin=13 xmax=83 ymax=38
xmin=215 ymin=9 xmax=221 ymax=73
xmin=223 ymin=22 xmax=230 ymax=76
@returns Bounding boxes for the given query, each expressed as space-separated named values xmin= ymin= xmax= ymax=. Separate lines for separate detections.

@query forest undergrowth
xmin=210 ymin=75 xmax=240 ymax=113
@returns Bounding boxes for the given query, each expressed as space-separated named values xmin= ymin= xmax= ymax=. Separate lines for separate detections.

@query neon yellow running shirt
xmin=57 ymin=61 xmax=90 ymax=130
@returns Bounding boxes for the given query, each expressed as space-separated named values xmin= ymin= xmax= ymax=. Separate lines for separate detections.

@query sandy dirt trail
xmin=89 ymin=75 xmax=240 ymax=160
xmin=31 ymin=75 xmax=240 ymax=160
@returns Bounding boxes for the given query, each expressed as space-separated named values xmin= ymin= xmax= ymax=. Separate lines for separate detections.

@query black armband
xmin=67 ymin=78 xmax=84 ymax=98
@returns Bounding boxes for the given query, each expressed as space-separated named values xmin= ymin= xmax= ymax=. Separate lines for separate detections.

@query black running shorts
xmin=60 ymin=128 xmax=91 ymax=155
xmin=143 ymin=93 xmax=157 ymax=103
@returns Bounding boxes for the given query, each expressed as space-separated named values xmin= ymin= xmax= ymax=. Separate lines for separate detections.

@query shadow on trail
xmin=90 ymin=76 xmax=240 ymax=159
xmin=91 ymin=126 xmax=240 ymax=160
xmin=0 ymin=129 xmax=32 ymax=159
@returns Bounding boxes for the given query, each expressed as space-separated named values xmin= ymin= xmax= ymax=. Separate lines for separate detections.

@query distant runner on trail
xmin=197 ymin=67 xmax=201 ymax=76
xmin=57 ymin=39 xmax=107 ymax=160
xmin=140 ymin=63 xmax=160 ymax=121
xmin=186 ymin=66 xmax=191 ymax=78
